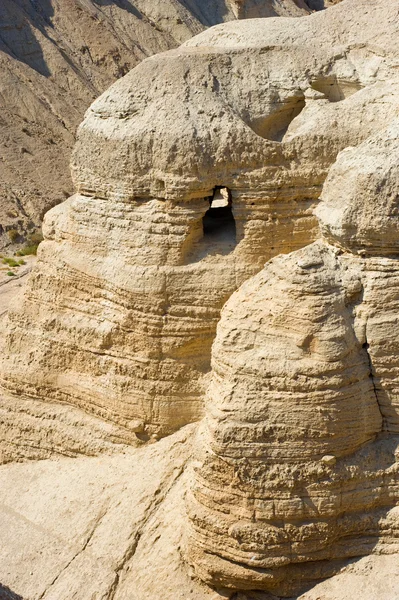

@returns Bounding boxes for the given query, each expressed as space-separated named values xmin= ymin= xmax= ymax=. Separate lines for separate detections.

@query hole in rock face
xmin=183 ymin=187 xmax=237 ymax=263
xmin=311 ymin=76 xmax=363 ymax=102
xmin=202 ymin=187 xmax=236 ymax=243
xmin=246 ymin=95 xmax=306 ymax=141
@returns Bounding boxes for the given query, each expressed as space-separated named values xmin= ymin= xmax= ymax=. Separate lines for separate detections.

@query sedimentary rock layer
xmin=1 ymin=0 xmax=311 ymax=248
xmin=1 ymin=0 xmax=399 ymax=448
xmin=187 ymin=122 xmax=399 ymax=596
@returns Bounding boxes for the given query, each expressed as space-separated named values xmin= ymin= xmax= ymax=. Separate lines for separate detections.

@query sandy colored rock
xmin=297 ymin=554 xmax=399 ymax=600
xmin=0 ymin=424 xmax=218 ymax=600
xmin=187 ymin=121 xmax=399 ymax=595
xmin=316 ymin=120 xmax=399 ymax=255
xmin=1 ymin=0 xmax=399 ymax=448
xmin=0 ymin=419 xmax=396 ymax=600
xmin=1 ymin=0 xmax=398 ymax=450
xmin=0 ymin=0 xmax=312 ymax=250
xmin=0 ymin=3 xmax=399 ymax=599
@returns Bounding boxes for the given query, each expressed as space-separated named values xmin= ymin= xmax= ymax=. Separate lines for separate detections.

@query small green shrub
xmin=16 ymin=245 xmax=38 ymax=256
xmin=15 ymin=231 xmax=43 ymax=256
xmin=2 ymin=257 xmax=20 ymax=268
xmin=18 ymin=259 xmax=26 ymax=265
xmin=7 ymin=271 xmax=15 ymax=277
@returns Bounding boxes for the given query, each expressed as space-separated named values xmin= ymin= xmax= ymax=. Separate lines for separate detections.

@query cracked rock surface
xmin=0 ymin=424 xmax=214 ymax=600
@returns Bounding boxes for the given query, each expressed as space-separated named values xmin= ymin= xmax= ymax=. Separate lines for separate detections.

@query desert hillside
xmin=4 ymin=1 xmax=398 ymax=600
xmin=0 ymin=0 xmax=314 ymax=249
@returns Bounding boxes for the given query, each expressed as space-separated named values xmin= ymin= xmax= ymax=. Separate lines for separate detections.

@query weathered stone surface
xmin=316 ymin=120 xmax=399 ymax=256
xmin=1 ymin=0 xmax=311 ymax=249
xmin=0 ymin=424 xmax=217 ymax=600
xmin=1 ymin=0 xmax=399 ymax=449
xmin=0 ymin=3 xmax=399 ymax=599
xmin=187 ymin=121 xmax=399 ymax=595
xmin=297 ymin=554 xmax=399 ymax=600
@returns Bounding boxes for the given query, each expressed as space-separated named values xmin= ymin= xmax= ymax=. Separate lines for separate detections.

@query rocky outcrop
xmin=0 ymin=424 xmax=213 ymax=600
xmin=1 ymin=2 xmax=399 ymax=599
xmin=187 ymin=121 xmax=399 ymax=596
xmin=1 ymin=0 xmax=399 ymax=454
xmin=0 ymin=0 xmax=312 ymax=249
xmin=0 ymin=421 xmax=397 ymax=600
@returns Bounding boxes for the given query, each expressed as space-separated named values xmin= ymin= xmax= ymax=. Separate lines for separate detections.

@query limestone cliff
xmin=0 ymin=1 xmax=399 ymax=598
xmin=187 ymin=121 xmax=399 ymax=596
xmin=2 ymin=69 xmax=399 ymax=600
xmin=1 ymin=0 xmax=399 ymax=457
xmin=0 ymin=0 xmax=311 ymax=249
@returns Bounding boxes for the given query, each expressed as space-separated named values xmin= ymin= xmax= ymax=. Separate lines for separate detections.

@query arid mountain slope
xmin=0 ymin=0 xmax=312 ymax=249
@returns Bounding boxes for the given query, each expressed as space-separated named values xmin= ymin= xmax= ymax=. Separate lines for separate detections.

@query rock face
xmin=297 ymin=554 xmax=399 ymax=600
xmin=1 ymin=2 xmax=399 ymax=599
xmin=187 ymin=121 xmax=399 ymax=595
xmin=0 ymin=0 xmax=312 ymax=249
xmin=1 ymin=0 xmax=399 ymax=452
xmin=0 ymin=424 xmax=218 ymax=600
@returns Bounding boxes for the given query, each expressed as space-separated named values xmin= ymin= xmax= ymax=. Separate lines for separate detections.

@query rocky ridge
xmin=0 ymin=1 xmax=399 ymax=598
xmin=187 ymin=125 xmax=399 ymax=596
xmin=1 ymin=0 xmax=398 ymax=450
xmin=0 ymin=0 xmax=312 ymax=249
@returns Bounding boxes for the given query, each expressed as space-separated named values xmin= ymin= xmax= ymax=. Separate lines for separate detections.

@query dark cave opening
xmin=202 ymin=186 xmax=236 ymax=242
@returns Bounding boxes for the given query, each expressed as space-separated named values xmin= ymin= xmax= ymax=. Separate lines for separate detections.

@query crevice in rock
xmin=105 ymin=463 xmax=187 ymax=599
xmin=0 ymin=584 xmax=23 ymax=600
xmin=362 ymin=340 xmax=385 ymax=430
xmin=37 ymin=504 xmax=109 ymax=599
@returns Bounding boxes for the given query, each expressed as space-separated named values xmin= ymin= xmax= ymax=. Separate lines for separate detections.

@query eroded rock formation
xmin=1 ymin=2 xmax=399 ymax=598
xmin=1 ymin=0 xmax=399 ymax=456
xmin=187 ymin=121 xmax=399 ymax=596
xmin=0 ymin=0 xmax=311 ymax=249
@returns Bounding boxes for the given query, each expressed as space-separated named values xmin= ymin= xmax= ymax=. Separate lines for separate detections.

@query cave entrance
xmin=202 ymin=186 xmax=236 ymax=243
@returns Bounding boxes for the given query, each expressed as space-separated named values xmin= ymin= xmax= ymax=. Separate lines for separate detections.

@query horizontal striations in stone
xmin=2 ymin=0 xmax=399 ymax=447
xmin=187 ymin=120 xmax=399 ymax=595
xmin=186 ymin=244 xmax=399 ymax=593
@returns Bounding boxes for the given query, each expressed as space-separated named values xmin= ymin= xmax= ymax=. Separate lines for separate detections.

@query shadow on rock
xmin=0 ymin=584 xmax=23 ymax=600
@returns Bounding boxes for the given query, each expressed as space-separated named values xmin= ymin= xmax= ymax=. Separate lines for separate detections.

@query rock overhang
xmin=72 ymin=1 xmax=399 ymax=203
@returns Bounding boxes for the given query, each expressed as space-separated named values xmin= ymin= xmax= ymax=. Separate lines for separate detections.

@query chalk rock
xmin=1 ymin=0 xmax=399 ymax=450
xmin=298 ymin=554 xmax=399 ymax=600
xmin=316 ymin=120 xmax=399 ymax=255
xmin=0 ymin=424 xmax=219 ymax=600
xmin=0 ymin=0 xmax=312 ymax=249
xmin=187 ymin=121 xmax=399 ymax=595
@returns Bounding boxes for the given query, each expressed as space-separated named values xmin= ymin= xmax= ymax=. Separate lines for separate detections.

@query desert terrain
xmin=2 ymin=1 xmax=399 ymax=600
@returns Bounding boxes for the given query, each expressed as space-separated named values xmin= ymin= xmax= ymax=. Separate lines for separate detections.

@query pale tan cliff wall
xmin=187 ymin=120 xmax=399 ymax=596
xmin=1 ymin=0 xmax=398 ymax=458
xmin=0 ymin=0 xmax=311 ymax=249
